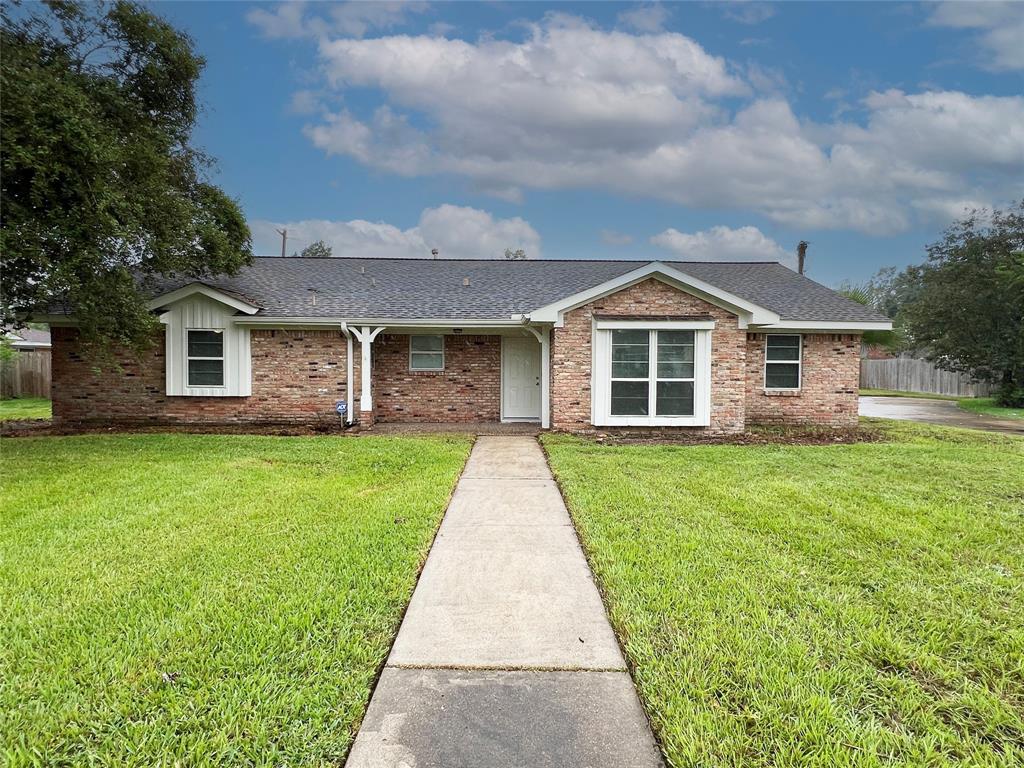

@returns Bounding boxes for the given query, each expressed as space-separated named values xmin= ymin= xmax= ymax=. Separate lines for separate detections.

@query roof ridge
xmin=249 ymin=255 xmax=784 ymax=265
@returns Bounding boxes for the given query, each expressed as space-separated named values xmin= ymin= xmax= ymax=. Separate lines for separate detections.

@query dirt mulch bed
xmin=584 ymin=424 xmax=886 ymax=446
xmin=3 ymin=420 xmax=884 ymax=445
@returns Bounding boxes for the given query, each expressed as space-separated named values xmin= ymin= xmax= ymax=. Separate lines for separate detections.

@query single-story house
xmin=47 ymin=257 xmax=891 ymax=434
xmin=3 ymin=326 xmax=52 ymax=352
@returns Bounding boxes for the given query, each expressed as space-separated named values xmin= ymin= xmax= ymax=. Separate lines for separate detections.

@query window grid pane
xmin=766 ymin=363 xmax=800 ymax=389
xmin=656 ymin=380 xmax=694 ymax=416
xmin=188 ymin=359 xmax=224 ymax=386
xmin=653 ymin=330 xmax=695 ymax=416
xmin=411 ymin=352 xmax=444 ymax=370
xmin=187 ymin=330 xmax=223 ymax=359
xmin=411 ymin=335 xmax=443 ymax=352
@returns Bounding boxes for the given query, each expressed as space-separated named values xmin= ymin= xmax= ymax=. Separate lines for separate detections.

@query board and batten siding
xmin=162 ymin=295 xmax=251 ymax=396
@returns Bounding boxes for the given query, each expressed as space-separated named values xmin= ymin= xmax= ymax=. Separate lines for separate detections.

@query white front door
xmin=502 ymin=336 xmax=542 ymax=420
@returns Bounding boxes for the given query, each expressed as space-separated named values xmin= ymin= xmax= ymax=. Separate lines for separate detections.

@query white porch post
xmin=351 ymin=326 xmax=385 ymax=418
xmin=524 ymin=325 xmax=552 ymax=429
xmin=540 ymin=326 xmax=551 ymax=429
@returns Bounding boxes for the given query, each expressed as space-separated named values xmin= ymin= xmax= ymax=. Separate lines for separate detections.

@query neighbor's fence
xmin=0 ymin=350 xmax=51 ymax=398
xmin=860 ymin=355 xmax=993 ymax=397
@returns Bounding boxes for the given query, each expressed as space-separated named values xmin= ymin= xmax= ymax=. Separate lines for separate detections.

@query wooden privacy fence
xmin=860 ymin=355 xmax=993 ymax=398
xmin=0 ymin=350 xmax=51 ymax=399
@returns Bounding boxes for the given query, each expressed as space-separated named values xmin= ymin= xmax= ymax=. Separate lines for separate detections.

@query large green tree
xmin=900 ymin=202 xmax=1024 ymax=406
xmin=1 ymin=0 xmax=251 ymax=349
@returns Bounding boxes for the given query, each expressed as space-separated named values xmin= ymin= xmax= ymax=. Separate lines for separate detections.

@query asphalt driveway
xmin=859 ymin=396 xmax=1024 ymax=435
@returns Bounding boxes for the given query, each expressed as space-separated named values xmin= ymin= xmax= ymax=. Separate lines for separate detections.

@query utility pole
xmin=275 ymin=228 xmax=287 ymax=258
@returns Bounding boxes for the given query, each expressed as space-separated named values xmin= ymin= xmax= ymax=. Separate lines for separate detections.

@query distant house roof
xmin=3 ymin=326 xmax=51 ymax=348
xmin=143 ymin=257 xmax=889 ymax=325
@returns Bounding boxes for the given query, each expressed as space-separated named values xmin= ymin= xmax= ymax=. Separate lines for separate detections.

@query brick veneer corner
xmin=550 ymin=278 xmax=747 ymax=434
xmin=745 ymin=332 xmax=861 ymax=427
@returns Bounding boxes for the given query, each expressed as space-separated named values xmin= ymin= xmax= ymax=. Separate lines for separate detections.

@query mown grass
xmin=543 ymin=423 xmax=1024 ymax=767
xmin=0 ymin=433 xmax=471 ymax=766
xmin=959 ymin=397 xmax=1024 ymax=421
xmin=0 ymin=397 xmax=51 ymax=420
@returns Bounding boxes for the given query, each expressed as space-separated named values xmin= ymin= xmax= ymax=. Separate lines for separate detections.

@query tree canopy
xmin=298 ymin=240 xmax=332 ymax=259
xmin=899 ymin=202 xmax=1024 ymax=405
xmin=1 ymin=0 xmax=251 ymax=349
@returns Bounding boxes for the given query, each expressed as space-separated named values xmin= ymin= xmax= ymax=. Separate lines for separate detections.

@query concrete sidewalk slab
xmin=346 ymin=436 xmax=663 ymax=767
xmin=347 ymin=668 xmax=664 ymax=768
xmin=461 ymin=436 xmax=552 ymax=478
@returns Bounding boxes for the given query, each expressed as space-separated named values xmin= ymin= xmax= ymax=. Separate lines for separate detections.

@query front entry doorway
xmin=501 ymin=336 xmax=542 ymax=421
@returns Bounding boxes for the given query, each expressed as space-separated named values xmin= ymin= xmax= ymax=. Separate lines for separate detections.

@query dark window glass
xmin=766 ymin=335 xmax=800 ymax=361
xmin=611 ymin=380 xmax=649 ymax=415
xmin=656 ymin=381 xmax=694 ymax=416
xmin=765 ymin=363 xmax=800 ymax=389
xmin=657 ymin=330 xmax=695 ymax=378
xmin=411 ymin=335 xmax=443 ymax=352
xmin=188 ymin=359 xmax=224 ymax=386
xmin=611 ymin=329 xmax=649 ymax=379
xmin=187 ymin=330 xmax=223 ymax=358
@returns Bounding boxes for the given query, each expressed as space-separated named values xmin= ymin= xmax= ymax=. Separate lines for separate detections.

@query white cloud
xmin=721 ymin=2 xmax=776 ymax=25
xmin=247 ymin=1 xmax=429 ymax=40
xmin=289 ymin=14 xmax=1024 ymax=235
xmin=651 ymin=225 xmax=791 ymax=265
xmin=287 ymin=90 xmax=320 ymax=115
xmin=600 ymin=229 xmax=634 ymax=246
xmin=251 ymin=205 xmax=541 ymax=260
xmin=928 ymin=1 xmax=1024 ymax=71
xmin=618 ymin=4 xmax=672 ymax=33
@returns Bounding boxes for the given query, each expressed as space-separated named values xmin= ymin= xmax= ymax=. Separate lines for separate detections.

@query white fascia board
xmin=528 ymin=262 xmax=780 ymax=327
xmin=235 ymin=316 xmax=523 ymax=328
xmin=594 ymin=318 xmax=716 ymax=330
xmin=147 ymin=283 xmax=261 ymax=315
xmin=751 ymin=320 xmax=893 ymax=332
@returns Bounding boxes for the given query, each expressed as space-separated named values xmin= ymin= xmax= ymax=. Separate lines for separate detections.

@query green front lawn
xmin=0 ymin=397 xmax=51 ymax=420
xmin=959 ymin=397 xmax=1024 ymax=421
xmin=544 ymin=424 xmax=1024 ymax=767
xmin=1 ymin=434 xmax=471 ymax=766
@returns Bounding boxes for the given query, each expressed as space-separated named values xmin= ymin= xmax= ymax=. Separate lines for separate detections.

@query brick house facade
xmin=51 ymin=264 xmax=880 ymax=436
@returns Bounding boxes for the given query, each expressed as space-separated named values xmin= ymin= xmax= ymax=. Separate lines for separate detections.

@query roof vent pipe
xmin=463 ymin=277 xmax=471 ymax=287
xmin=797 ymin=240 xmax=809 ymax=275
xmin=431 ymin=248 xmax=439 ymax=259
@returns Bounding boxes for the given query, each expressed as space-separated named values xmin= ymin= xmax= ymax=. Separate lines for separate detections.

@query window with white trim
xmin=610 ymin=329 xmax=695 ymax=416
xmin=409 ymin=334 xmax=444 ymax=371
xmin=187 ymin=330 xmax=224 ymax=387
xmin=593 ymin=321 xmax=712 ymax=427
xmin=764 ymin=334 xmax=801 ymax=389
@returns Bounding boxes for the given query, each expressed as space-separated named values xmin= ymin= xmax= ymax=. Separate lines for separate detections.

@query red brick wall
xmin=371 ymin=333 xmax=500 ymax=423
xmin=550 ymin=278 xmax=746 ymax=434
xmin=51 ymin=327 xmax=349 ymax=424
xmin=745 ymin=333 xmax=861 ymax=427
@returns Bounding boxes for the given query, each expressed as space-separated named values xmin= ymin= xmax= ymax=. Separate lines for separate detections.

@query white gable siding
xmin=162 ymin=295 xmax=251 ymax=397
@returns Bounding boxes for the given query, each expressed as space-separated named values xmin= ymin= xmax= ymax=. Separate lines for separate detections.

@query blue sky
xmin=158 ymin=1 xmax=1023 ymax=286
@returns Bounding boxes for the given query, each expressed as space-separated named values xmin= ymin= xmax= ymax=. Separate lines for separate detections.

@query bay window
xmin=595 ymin=320 xmax=712 ymax=426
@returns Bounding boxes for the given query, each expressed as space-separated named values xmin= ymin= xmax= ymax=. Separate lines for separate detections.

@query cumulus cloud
xmin=721 ymin=2 xmax=776 ymax=25
xmin=928 ymin=1 xmax=1024 ymax=71
xmin=251 ymin=205 xmax=541 ymax=260
xmin=617 ymin=4 xmax=672 ymax=33
xmin=248 ymin=1 xmax=429 ymax=40
xmin=272 ymin=13 xmax=1024 ymax=236
xmin=651 ymin=225 xmax=791 ymax=265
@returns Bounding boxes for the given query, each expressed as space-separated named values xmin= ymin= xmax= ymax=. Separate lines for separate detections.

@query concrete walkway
xmin=859 ymin=396 xmax=1024 ymax=435
xmin=346 ymin=436 xmax=664 ymax=768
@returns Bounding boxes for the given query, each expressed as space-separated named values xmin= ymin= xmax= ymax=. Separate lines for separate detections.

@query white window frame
xmin=409 ymin=334 xmax=445 ymax=372
xmin=764 ymin=333 xmax=802 ymax=390
xmin=592 ymin=319 xmax=713 ymax=427
xmin=186 ymin=329 xmax=225 ymax=388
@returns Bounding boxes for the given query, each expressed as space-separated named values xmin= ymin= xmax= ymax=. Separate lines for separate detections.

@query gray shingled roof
xmin=148 ymin=257 xmax=889 ymax=323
